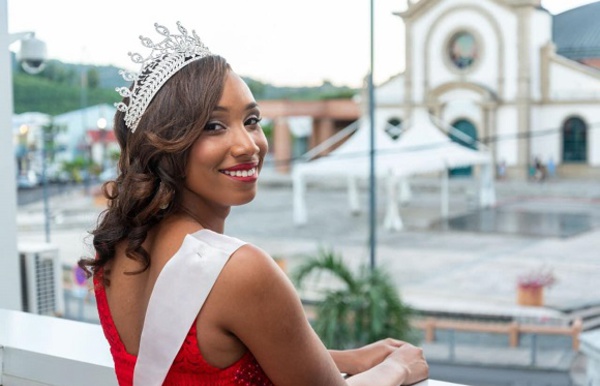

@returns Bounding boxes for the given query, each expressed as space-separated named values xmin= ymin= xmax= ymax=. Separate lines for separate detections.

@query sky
xmin=7 ymin=0 xmax=599 ymax=88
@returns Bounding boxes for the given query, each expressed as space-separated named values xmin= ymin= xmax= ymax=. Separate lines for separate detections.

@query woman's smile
xmin=220 ymin=162 xmax=259 ymax=182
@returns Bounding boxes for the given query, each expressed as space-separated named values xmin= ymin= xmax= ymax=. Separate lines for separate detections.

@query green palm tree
xmin=292 ymin=247 xmax=415 ymax=349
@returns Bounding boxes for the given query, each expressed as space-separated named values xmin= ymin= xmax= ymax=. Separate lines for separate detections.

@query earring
xmin=160 ymin=202 xmax=169 ymax=210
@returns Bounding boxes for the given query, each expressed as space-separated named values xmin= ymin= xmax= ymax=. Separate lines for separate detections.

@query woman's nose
xmin=231 ymin=127 xmax=260 ymax=157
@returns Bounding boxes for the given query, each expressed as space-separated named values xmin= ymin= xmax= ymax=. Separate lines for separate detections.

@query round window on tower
xmin=448 ymin=31 xmax=478 ymax=70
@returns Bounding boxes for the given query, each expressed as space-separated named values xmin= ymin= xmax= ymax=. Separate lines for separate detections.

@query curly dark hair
xmin=78 ymin=55 xmax=230 ymax=279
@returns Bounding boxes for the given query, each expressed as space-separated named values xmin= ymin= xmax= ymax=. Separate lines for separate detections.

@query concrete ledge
xmin=0 ymin=308 xmax=462 ymax=386
xmin=0 ymin=309 xmax=117 ymax=386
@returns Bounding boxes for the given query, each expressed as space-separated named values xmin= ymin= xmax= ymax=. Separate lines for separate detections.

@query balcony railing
xmin=0 ymin=308 xmax=463 ymax=386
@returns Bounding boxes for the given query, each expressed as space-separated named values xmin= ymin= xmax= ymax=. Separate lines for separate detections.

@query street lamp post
xmin=41 ymin=126 xmax=52 ymax=243
xmin=0 ymin=0 xmax=47 ymax=310
xmin=97 ymin=117 xmax=108 ymax=172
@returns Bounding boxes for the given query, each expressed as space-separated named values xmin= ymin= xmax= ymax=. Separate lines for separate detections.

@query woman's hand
xmin=384 ymin=343 xmax=429 ymax=385
xmin=343 ymin=342 xmax=429 ymax=386
xmin=330 ymin=338 xmax=404 ymax=375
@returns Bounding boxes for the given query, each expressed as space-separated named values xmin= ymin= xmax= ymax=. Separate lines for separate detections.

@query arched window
xmin=385 ymin=117 xmax=403 ymax=140
xmin=449 ymin=119 xmax=478 ymax=176
xmin=562 ymin=117 xmax=587 ymax=163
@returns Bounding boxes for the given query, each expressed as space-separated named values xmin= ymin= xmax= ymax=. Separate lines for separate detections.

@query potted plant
xmin=272 ymin=255 xmax=287 ymax=273
xmin=292 ymin=247 xmax=415 ymax=349
xmin=516 ymin=266 xmax=557 ymax=306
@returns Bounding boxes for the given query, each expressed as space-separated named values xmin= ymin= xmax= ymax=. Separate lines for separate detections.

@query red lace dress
xmin=94 ymin=273 xmax=274 ymax=386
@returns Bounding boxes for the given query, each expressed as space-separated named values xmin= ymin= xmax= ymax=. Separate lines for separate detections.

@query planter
xmin=517 ymin=285 xmax=544 ymax=306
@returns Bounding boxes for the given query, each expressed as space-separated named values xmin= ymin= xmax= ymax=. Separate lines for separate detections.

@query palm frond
xmin=292 ymin=248 xmax=416 ymax=348
xmin=292 ymin=247 xmax=358 ymax=292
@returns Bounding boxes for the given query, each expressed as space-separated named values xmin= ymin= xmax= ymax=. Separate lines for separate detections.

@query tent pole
xmin=441 ymin=168 xmax=449 ymax=218
xmin=368 ymin=0 xmax=377 ymax=270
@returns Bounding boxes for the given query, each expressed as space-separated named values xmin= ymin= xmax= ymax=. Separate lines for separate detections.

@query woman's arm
xmin=215 ymin=244 xmax=428 ymax=386
xmin=330 ymin=338 xmax=405 ymax=375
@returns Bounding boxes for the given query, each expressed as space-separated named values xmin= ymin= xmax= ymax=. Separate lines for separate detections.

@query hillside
xmin=12 ymin=57 xmax=359 ymax=116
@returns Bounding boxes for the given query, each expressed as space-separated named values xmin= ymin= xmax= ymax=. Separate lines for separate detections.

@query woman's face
xmin=184 ymin=70 xmax=268 ymax=210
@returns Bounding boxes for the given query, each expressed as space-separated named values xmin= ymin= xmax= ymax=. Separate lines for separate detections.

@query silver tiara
xmin=115 ymin=22 xmax=213 ymax=133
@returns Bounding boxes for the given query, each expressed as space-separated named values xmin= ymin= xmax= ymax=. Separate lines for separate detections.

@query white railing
xmin=0 ymin=309 xmax=463 ymax=386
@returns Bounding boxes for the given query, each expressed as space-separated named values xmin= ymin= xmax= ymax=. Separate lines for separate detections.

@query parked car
xmin=46 ymin=164 xmax=72 ymax=184
xmin=17 ymin=170 xmax=40 ymax=189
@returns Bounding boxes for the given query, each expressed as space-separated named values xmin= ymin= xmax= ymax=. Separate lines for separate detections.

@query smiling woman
xmin=77 ymin=22 xmax=428 ymax=386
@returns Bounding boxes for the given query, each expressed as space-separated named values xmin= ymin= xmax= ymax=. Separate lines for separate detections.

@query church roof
xmin=553 ymin=1 xmax=600 ymax=60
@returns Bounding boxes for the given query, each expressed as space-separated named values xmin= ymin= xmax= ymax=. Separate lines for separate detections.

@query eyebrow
xmin=212 ymin=102 xmax=260 ymax=112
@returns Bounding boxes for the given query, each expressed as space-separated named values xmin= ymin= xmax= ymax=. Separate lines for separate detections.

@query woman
xmin=79 ymin=22 xmax=428 ymax=386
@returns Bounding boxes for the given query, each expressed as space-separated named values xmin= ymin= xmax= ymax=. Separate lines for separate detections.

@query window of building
xmin=562 ymin=117 xmax=587 ymax=162
xmin=449 ymin=118 xmax=477 ymax=176
xmin=385 ymin=117 xmax=403 ymax=140
xmin=448 ymin=31 xmax=478 ymax=70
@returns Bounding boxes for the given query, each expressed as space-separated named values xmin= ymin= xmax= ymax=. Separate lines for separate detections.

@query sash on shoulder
xmin=133 ymin=229 xmax=245 ymax=386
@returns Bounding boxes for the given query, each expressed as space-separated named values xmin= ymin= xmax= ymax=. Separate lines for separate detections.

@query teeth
xmin=223 ymin=168 xmax=257 ymax=178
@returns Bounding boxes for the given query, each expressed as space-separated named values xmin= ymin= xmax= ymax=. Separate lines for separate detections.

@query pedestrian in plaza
xmin=534 ymin=156 xmax=546 ymax=182
xmin=78 ymin=22 xmax=428 ymax=386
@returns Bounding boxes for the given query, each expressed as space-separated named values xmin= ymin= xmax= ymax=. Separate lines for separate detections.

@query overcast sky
xmin=7 ymin=0 xmax=598 ymax=87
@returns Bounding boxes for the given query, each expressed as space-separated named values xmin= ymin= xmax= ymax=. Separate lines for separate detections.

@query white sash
xmin=133 ymin=229 xmax=245 ymax=386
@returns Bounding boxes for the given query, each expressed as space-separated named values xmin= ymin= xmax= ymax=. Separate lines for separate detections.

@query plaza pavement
xmin=15 ymin=167 xmax=600 ymax=383
xmin=16 ymin=168 xmax=600 ymax=321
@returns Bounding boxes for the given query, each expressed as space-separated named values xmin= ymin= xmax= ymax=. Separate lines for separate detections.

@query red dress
xmin=94 ymin=273 xmax=274 ymax=386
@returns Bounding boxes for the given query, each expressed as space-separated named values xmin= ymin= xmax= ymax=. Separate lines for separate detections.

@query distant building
xmin=12 ymin=104 xmax=117 ymax=179
xmin=373 ymin=0 xmax=600 ymax=179
xmin=12 ymin=112 xmax=51 ymax=176
xmin=260 ymin=99 xmax=361 ymax=173
xmin=53 ymin=104 xmax=116 ymax=164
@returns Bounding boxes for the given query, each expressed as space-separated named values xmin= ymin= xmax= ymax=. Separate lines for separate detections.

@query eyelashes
xmin=203 ymin=115 xmax=262 ymax=132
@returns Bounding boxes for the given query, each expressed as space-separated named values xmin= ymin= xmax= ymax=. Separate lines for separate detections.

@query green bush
xmin=292 ymin=247 xmax=415 ymax=349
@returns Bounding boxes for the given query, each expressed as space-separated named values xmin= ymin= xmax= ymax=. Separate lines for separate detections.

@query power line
xmin=264 ymin=121 xmax=600 ymax=168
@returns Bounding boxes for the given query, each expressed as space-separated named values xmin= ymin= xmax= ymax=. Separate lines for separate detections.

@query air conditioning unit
xmin=18 ymin=242 xmax=64 ymax=316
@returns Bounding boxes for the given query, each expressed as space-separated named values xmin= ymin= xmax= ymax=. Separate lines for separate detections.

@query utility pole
xmin=368 ymin=0 xmax=377 ymax=270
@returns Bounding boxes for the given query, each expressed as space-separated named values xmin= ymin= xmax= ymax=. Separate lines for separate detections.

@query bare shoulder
xmin=228 ymin=243 xmax=278 ymax=275
xmin=218 ymin=243 xmax=288 ymax=298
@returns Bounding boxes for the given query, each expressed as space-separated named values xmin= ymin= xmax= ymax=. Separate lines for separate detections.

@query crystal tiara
xmin=115 ymin=22 xmax=213 ymax=133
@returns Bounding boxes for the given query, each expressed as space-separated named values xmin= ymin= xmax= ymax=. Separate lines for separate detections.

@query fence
xmin=412 ymin=317 xmax=583 ymax=365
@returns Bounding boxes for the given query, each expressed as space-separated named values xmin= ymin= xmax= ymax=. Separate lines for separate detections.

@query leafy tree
xmin=12 ymin=59 xmax=359 ymax=114
xmin=13 ymin=73 xmax=118 ymax=115
xmin=292 ymin=248 xmax=415 ymax=349
xmin=62 ymin=156 xmax=97 ymax=182
xmin=243 ymin=77 xmax=266 ymax=99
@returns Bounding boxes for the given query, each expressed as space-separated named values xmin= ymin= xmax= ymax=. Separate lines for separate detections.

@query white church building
xmin=375 ymin=0 xmax=600 ymax=179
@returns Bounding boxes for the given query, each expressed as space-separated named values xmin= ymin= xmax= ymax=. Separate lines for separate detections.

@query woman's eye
xmin=245 ymin=116 xmax=262 ymax=126
xmin=204 ymin=122 xmax=225 ymax=131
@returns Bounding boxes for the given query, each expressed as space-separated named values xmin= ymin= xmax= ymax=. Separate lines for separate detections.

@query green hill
xmin=12 ymin=59 xmax=359 ymax=115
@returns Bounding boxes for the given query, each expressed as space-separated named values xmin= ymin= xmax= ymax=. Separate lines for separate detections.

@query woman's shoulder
xmin=218 ymin=242 xmax=292 ymax=304
xmin=150 ymin=217 xmax=205 ymax=268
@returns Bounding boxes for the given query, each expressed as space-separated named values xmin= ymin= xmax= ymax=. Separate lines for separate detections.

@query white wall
xmin=549 ymin=61 xmax=600 ymax=100
xmin=0 ymin=0 xmax=21 ymax=311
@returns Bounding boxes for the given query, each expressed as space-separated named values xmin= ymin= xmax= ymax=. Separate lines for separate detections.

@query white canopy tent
xmin=292 ymin=108 xmax=496 ymax=230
